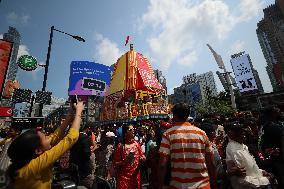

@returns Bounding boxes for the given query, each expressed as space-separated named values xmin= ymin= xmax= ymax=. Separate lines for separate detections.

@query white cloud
xmin=139 ymin=0 xmax=265 ymax=71
xmin=6 ymin=12 xmax=30 ymax=26
xmin=0 ymin=34 xmax=3 ymax=39
xmin=31 ymin=63 xmax=44 ymax=81
xmin=238 ymin=0 xmax=264 ymax=22
xmin=229 ymin=40 xmax=246 ymax=55
xmin=177 ymin=51 xmax=198 ymax=66
xmin=17 ymin=45 xmax=30 ymax=60
xmin=93 ymin=33 xmax=123 ymax=66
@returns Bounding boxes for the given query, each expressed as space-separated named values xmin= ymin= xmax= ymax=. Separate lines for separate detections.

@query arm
xmin=48 ymin=107 xmax=76 ymax=146
xmin=19 ymin=128 xmax=79 ymax=177
xmin=113 ymin=143 xmax=125 ymax=168
xmin=205 ymin=152 xmax=218 ymax=189
xmin=137 ymin=141 xmax=146 ymax=162
xmin=18 ymin=102 xmax=84 ymax=177
xmin=204 ymin=137 xmax=218 ymax=189
xmin=157 ymin=154 xmax=169 ymax=189
xmin=157 ymin=133 xmax=170 ymax=189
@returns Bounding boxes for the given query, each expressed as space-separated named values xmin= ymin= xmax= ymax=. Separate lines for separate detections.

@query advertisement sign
xmin=68 ymin=61 xmax=113 ymax=96
xmin=0 ymin=39 xmax=13 ymax=99
xmin=12 ymin=117 xmax=44 ymax=129
xmin=17 ymin=55 xmax=38 ymax=71
xmin=3 ymin=80 xmax=20 ymax=99
xmin=230 ymin=54 xmax=258 ymax=92
xmin=0 ymin=107 xmax=13 ymax=117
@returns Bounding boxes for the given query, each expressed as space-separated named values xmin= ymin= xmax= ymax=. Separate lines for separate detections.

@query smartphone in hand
xmin=70 ymin=94 xmax=78 ymax=110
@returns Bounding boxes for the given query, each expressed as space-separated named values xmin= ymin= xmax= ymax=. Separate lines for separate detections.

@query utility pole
xmin=207 ymin=44 xmax=237 ymax=109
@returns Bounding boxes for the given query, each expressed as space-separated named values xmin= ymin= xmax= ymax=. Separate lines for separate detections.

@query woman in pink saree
xmin=113 ymin=124 xmax=145 ymax=189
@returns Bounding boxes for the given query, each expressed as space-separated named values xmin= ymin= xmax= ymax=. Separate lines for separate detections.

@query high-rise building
xmin=3 ymin=27 xmax=21 ymax=81
xmin=169 ymin=71 xmax=217 ymax=117
xmin=154 ymin=69 xmax=167 ymax=93
xmin=196 ymin=71 xmax=218 ymax=100
xmin=257 ymin=0 xmax=284 ymax=91
xmin=252 ymin=68 xmax=264 ymax=93
xmin=1 ymin=27 xmax=21 ymax=107
xmin=169 ymin=72 xmax=217 ymax=105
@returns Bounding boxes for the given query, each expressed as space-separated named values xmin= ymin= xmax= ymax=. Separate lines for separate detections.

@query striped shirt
xmin=159 ymin=122 xmax=213 ymax=189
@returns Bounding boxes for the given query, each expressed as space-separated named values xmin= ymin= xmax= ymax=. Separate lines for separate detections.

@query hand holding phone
xmin=70 ymin=94 xmax=78 ymax=110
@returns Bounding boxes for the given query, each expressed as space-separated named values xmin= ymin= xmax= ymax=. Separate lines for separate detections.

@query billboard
xmin=0 ymin=39 xmax=13 ymax=99
xmin=12 ymin=117 xmax=44 ymax=130
xmin=0 ymin=107 xmax=13 ymax=117
xmin=68 ymin=61 xmax=113 ymax=96
xmin=230 ymin=54 xmax=258 ymax=93
xmin=3 ymin=80 xmax=20 ymax=99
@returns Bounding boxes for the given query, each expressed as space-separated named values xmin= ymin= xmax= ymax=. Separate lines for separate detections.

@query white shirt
xmin=226 ymin=139 xmax=270 ymax=189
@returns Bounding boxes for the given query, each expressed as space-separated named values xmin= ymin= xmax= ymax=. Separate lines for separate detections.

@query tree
xmin=196 ymin=92 xmax=236 ymax=116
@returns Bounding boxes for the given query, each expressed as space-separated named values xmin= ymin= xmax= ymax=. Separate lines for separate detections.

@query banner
xmin=136 ymin=53 xmax=162 ymax=90
xmin=12 ymin=117 xmax=44 ymax=129
xmin=68 ymin=61 xmax=113 ymax=96
xmin=0 ymin=39 xmax=13 ymax=99
xmin=0 ymin=107 xmax=13 ymax=117
xmin=230 ymin=54 xmax=258 ymax=92
xmin=3 ymin=80 xmax=20 ymax=99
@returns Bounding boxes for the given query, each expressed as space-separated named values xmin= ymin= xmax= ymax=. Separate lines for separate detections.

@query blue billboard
xmin=68 ymin=61 xmax=113 ymax=96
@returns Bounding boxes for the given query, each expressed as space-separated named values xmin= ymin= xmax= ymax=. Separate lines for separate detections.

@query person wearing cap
xmin=226 ymin=122 xmax=273 ymax=189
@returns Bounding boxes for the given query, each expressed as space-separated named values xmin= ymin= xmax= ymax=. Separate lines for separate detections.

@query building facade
xmin=3 ymin=27 xmax=21 ymax=81
xmin=257 ymin=0 xmax=284 ymax=91
xmin=169 ymin=71 xmax=217 ymax=107
xmin=1 ymin=27 xmax=21 ymax=107
xmin=154 ymin=69 xmax=167 ymax=93
xmin=196 ymin=71 xmax=218 ymax=100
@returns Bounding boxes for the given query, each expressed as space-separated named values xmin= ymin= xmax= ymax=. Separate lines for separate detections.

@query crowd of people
xmin=0 ymin=101 xmax=283 ymax=189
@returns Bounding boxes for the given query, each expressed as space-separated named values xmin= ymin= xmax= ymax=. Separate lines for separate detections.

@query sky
xmin=0 ymin=0 xmax=275 ymax=99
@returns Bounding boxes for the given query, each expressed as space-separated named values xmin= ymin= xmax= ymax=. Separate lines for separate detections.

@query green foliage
xmin=196 ymin=92 xmax=236 ymax=116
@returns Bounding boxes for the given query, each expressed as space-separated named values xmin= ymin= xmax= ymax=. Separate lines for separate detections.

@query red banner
xmin=136 ymin=53 xmax=162 ymax=90
xmin=0 ymin=39 xmax=13 ymax=99
xmin=0 ymin=107 xmax=13 ymax=117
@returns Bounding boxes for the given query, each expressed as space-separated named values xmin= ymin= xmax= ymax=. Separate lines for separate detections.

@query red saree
xmin=113 ymin=141 xmax=143 ymax=189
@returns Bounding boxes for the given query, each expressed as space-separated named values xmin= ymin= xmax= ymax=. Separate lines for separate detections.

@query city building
xmin=3 ymin=27 xmax=21 ymax=81
xmin=169 ymin=71 xmax=218 ymax=116
xmin=196 ymin=71 xmax=218 ymax=100
xmin=154 ymin=69 xmax=167 ymax=93
xmin=168 ymin=83 xmax=201 ymax=105
xmin=257 ymin=0 xmax=284 ymax=91
xmin=252 ymin=68 xmax=264 ymax=93
xmin=42 ymin=96 xmax=67 ymax=117
xmin=1 ymin=27 xmax=21 ymax=107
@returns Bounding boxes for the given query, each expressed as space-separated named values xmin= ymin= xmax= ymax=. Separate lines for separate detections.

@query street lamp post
xmin=38 ymin=26 xmax=85 ymax=117
xmin=207 ymin=44 xmax=237 ymax=109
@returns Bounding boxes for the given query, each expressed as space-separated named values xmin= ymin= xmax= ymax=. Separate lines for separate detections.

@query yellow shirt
xmin=14 ymin=128 xmax=79 ymax=189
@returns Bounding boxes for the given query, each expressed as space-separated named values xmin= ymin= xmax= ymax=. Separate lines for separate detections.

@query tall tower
xmin=196 ymin=71 xmax=218 ymax=101
xmin=257 ymin=1 xmax=284 ymax=91
xmin=3 ymin=27 xmax=21 ymax=81
xmin=1 ymin=27 xmax=21 ymax=107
